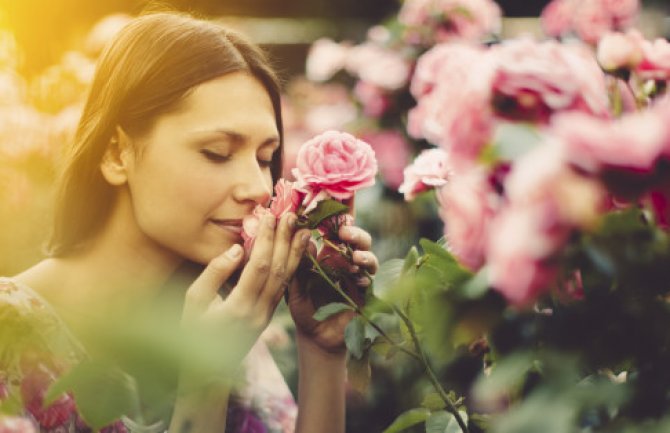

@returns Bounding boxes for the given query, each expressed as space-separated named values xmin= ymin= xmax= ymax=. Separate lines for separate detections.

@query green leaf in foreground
xmin=382 ymin=408 xmax=431 ymax=433
xmin=302 ymin=199 xmax=349 ymax=229
xmin=344 ymin=315 xmax=366 ymax=359
xmin=45 ymin=360 xmax=139 ymax=430
xmin=313 ymin=302 xmax=354 ymax=321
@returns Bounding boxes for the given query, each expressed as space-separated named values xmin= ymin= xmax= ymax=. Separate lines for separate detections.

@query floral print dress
xmin=0 ymin=278 xmax=297 ymax=433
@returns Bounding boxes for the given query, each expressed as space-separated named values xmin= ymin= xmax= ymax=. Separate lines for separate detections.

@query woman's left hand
xmin=287 ymin=225 xmax=378 ymax=354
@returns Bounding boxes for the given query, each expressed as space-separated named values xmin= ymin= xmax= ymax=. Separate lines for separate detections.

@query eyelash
xmin=201 ymin=150 xmax=273 ymax=168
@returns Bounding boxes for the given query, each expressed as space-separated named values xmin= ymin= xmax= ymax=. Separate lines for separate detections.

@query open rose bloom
xmin=243 ymin=131 xmax=377 ymax=281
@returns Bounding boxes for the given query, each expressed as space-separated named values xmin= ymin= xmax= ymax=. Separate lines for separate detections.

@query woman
xmin=1 ymin=12 xmax=378 ymax=433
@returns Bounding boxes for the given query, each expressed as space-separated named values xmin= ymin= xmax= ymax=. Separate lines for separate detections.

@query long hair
xmin=47 ymin=12 xmax=284 ymax=256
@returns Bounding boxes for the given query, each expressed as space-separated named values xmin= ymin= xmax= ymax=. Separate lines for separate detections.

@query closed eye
xmin=201 ymin=149 xmax=231 ymax=163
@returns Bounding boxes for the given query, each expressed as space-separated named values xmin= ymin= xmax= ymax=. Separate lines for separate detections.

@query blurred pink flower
xmin=0 ymin=417 xmax=37 ymax=433
xmin=487 ymin=206 xmax=560 ymax=307
xmin=410 ymin=43 xmax=486 ymax=100
xmin=492 ymin=39 xmax=609 ymax=122
xmin=353 ymin=81 xmax=391 ymax=118
xmin=541 ymin=0 xmax=577 ymax=38
xmin=636 ymin=38 xmax=670 ymax=82
xmin=292 ymin=130 xmax=378 ymax=201
xmin=409 ymin=44 xmax=496 ymax=169
xmin=597 ymin=30 xmax=644 ymax=72
xmin=361 ymin=130 xmax=412 ymax=190
xmin=306 ymin=38 xmax=350 ymax=82
xmin=602 ymin=0 xmax=640 ymax=28
xmin=541 ymin=0 xmax=639 ymax=43
xmin=437 ymin=169 xmax=499 ymax=271
xmin=572 ymin=1 xmax=616 ymax=45
xmin=399 ymin=148 xmax=451 ymax=201
xmin=399 ymin=0 xmax=502 ymax=43
xmin=553 ymin=110 xmax=666 ymax=174
xmin=505 ymin=141 xmax=606 ymax=230
xmin=346 ymin=43 xmax=410 ymax=91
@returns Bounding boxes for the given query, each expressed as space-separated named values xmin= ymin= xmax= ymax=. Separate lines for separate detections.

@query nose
xmin=232 ymin=160 xmax=272 ymax=206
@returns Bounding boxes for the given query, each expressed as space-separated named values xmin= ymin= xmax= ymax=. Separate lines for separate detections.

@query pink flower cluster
xmin=406 ymin=39 xmax=609 ymax=175
xmin=242 ymin=131 xmax=377 ymax=254
xmin=435 ymin=97 xmax=670 ymax=306
xmin=398 ymin=0 xmax=502 ymax=44
xmin=541 ymin=0 xmax=640 ymax=45
xmin=596 ymin=30 xmax=670 ymax=82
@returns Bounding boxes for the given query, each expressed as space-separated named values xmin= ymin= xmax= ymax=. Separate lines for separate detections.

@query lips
xmin=210 ymin=218 xmax=244 ymax=235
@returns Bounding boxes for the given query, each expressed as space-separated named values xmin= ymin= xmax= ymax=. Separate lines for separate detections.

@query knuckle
xmin=253 ymin=259 xmax=272 ymax=275
xmin=272 ymin=264 xmax=286 ymax=280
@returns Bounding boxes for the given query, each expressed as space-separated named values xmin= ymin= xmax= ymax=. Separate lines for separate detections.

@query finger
xmin=352 ymin=250 xmax=379 ymax=274
xmin=343 ymin=196 xmax=355 ymax=218
xmin=258 ymin=212 xmax=296 ymax=307
xmin=276 ymin=229 xmax=311 ymax=305
xmin=339 ymin=226 xmax=372 ymax=251
xmin=184 ymin=244 xmax=244 ymax=319
xmin=230 ymin=213 xmax=277 ymax=305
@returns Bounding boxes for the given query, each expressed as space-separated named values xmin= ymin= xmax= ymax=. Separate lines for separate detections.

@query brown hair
xmin=47 ymin=12 xmax=284 ymax=256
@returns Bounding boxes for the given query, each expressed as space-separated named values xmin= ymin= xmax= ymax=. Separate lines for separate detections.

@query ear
xmin=100 ymin=126 xmax=133 ymax=186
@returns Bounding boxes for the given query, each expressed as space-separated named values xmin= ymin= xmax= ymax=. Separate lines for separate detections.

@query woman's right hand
xmin=181 ymin=211 xmax=310 ymax=371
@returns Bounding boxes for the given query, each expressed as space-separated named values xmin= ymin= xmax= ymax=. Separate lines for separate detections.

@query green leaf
xmin=420 ymin=238 xmax=456 ymax=264
xmin=303 ymin=199 xmax=349 ymax=229
xmin=313 ymin=302 xmax=354 ymax=321
xmin=347 ymin=351 xmax=371 ymax=394
xmin=459 ymin=267 xmax=490 ymax=299
xmin=382 ymin=408 xmax=431 ymax=433
xmin=491 ymin=122 xmax=542 ymax=161
xmin=473 ymin=352 xmax=535 ymax=405
xmin=374 ymin=258 xmax=405 ymax=299
xmin=45 ymin=360 xmax=139 ymax=430
xmin=421 ymin=392 xmax=446 ymax=411
xmin=344 ymin=316 xmax=366 ymax=359
xmin=402 ymin=246 xmax=420 ymax=275
xmin=426 ymin=411 xmax=451 ymax=433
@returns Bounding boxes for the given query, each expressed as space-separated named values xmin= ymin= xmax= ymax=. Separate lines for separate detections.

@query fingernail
xmin=287 ymin=214 xmax=296 ymax=229
xmin=350 ymin=265 xmax=360 ymax=273
xmin=266 ymin=215 xmax=276 ymax=228
xmin=227 ymin=244 xmax=242 ymax=258
xmin=301 ymin=232 xmax=311 ymax=246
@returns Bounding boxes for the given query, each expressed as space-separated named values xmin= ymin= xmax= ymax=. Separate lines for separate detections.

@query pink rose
xmin=306 ymin=38 xmax=350 ymax=82
xmin=399 ymin=0 xmax=501 ymax=43
xmin=573 ymin=1 xmax=616 ymax=45
xmin=553 ymin=110 xmax=666 ymax=174
xmin=636 ymin=38 xmax=670 ymax=82
xmin=602 ymin=0 xmax=640 ymax=28
xmin=410 ymin=43 xmax=486 ymax=100
xmin=492 ymin=39 xmax=609 ymax=122
xmin=487 ymin=206 xmax=561 ymax=307
xmin=269 ymin=179 xmax=302 ymax=218
xmin=292 ymin=130 xmax=378 ymax=201
xmin=541 ymin=0 xmax=577 ymax=38
xmin=399 ymin=148 xmax=451 ymax=201
xmin=242 ymin=205 xmax=274 ymax=255
xmin=362 ymin=130 xmax=412 ymax=190
xmin=345 ymin=43 xmax=410 ymax=91
xmin=505 ymin=141 xmax=606 ymax=230
xmin=436 ymin=170 xmax=499 ymax=271
xmin=353 ymin=81 xmax=391 ymax=118
xmin=597 ymin=30 xmax=644 ymax=71
xmin=408 ymin=44 xmax=496 ymax=169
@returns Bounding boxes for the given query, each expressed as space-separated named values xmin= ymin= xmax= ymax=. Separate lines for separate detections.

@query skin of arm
xmin=295 ymin=331 xmax=347 ymax=433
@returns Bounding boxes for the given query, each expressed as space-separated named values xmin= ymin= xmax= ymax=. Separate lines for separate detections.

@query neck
xmin=17 ymin=190 xmax=186 ymax=317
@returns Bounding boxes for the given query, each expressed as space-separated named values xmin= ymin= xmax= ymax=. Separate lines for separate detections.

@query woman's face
xmin=123 ymin=72 xmax=279 ymax=264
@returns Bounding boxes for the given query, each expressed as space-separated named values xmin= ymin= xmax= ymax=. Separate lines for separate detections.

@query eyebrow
xmin=196 ymin=129 xmax=280 ymax=149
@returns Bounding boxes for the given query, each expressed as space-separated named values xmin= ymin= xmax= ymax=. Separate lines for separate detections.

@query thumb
xmin=184 ymin=244 xmax=244 ymax=319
